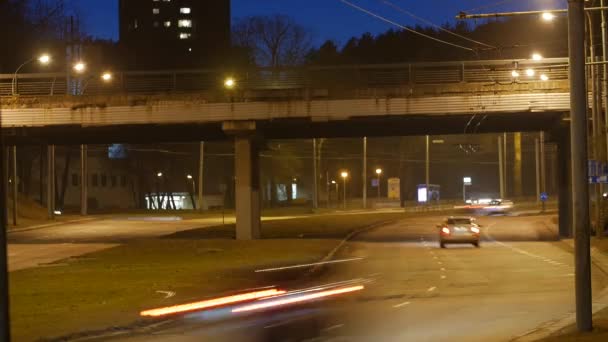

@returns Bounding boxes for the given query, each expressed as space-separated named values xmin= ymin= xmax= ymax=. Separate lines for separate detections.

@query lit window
xmin=180 ymin=7 xmax=191 ymax=14
xmin=179 ymin=32 xmax=191 ymax=39
xmin=178 ymin=19 xmax=192 ymax=28
xmin=164 ymin=21 xmax=171 ymax=27
xmin=153 ymin=8 xmax=159 ymax=14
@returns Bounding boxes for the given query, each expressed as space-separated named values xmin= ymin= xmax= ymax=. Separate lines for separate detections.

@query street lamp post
xmin=187 ymin=174 xmax=196 ymax=209
xmin=376 ymin=168 xmax=382 ymax=200
xmin=12 ymin=54 xmax=51 ymax=95
xmin=331 ymin=180 xmax=337 ymax=208
xmin=341 ymin=172 xmax=348 ymax=209
xmin=463 ymin=177 xmax=472 ymax=202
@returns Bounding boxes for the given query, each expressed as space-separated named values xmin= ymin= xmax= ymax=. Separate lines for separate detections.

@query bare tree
xmin=233 ymin=14 xmax=312 ymax=67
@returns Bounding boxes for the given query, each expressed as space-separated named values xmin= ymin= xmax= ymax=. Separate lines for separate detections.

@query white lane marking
xmin=437 ymin=261 xmax=443 ymax=265
xmin=440 ymin=267 xmax=446 ymax=271
xmin=323 ymin=324 xmax=345 ymax=331
xmin=156 ymin=291 xmax=176 ymax=299
xmin=433 ymin=256 xmax=438 ymax=260
xmin=254 ymin=257 xmax=364 ymax=273
xmin=393 ymin=301 xmax=411 ymax=308
xmin=427 ymin=286 xmax=437 ymax=292
xmin=440 ymin=275 xmax=446 ymax=279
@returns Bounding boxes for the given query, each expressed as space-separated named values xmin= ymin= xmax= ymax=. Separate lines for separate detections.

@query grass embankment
xmin=10 ymin=211 xmax=404 ymax=341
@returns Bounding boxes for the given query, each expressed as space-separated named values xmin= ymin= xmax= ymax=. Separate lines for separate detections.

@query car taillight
xmin=470 ymin=226 xmax=480 ymax=234
xmin=441 ymin=227 xmax=450 ymax=235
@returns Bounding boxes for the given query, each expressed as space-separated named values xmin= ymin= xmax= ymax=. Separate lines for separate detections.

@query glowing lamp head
xmin=341 ymin=172 xmax=348 ymax=179
xmin=38 ymin=54 xmax=51 ymax=65
xmin=540 ymin=74 xmax=549 ymax=81
xmin=525 ymin=69 xmax=535 ymax=77
xmin=101 ymin=72 xmax=113 ymax=82
xmin=224 ymin=77 xmax=236 ymax=89
xmin=187 ymin=174 xmax=193 ymax=180
xmin=331 ymin=180 xmax=337 ymax=184
xmin=157 ymin=172 xmax=163 ymax=178
xmin=73 ymin=62 xmax=86 ymax=73
xmin=532 ymin=53 xmax=543 ymax=61
xmin=541 ymin=12 xmax=555 ymax=22
xmin=375 ymin=168 xmax=382 ymax=175
xmin=511 ymin=70 xmax=520 ymax=78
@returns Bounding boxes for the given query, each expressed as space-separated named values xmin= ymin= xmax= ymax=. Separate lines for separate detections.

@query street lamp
xmin=12 ymin=53 xmax=52 ymax=95
xmin=186 ymin=175 xmax=196 ymax=209
xmin=101 ymin=72 xmax=113 ymax=82
xmin=463 ymin=177 xmax=472 ymax=202
xmin=532 ymin=53 xmax=543 ymax=61
xmin=375 ymin=168 xmax=382 ymax=200
xmin=541 ymin=12 xmax=556 ymax=21
xmin=224 ymin=77 xmax=236 ymax=89
xmin=73 ymin=62 xmax=86 ymax=74
xmin=511 ymin=70 xmax=520 ymax=78
xmin=157 ymin=172 xmax=163 ymax=178
xmin=540 ymin=74 xmax=550 ymax=81
xmin=525 ymin=68 xmax=535 ymax=77
xmin=341 ymin=171 xmax=348 ymax=209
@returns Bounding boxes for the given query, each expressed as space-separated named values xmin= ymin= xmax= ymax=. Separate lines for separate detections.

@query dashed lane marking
xmin=427 ymin=287 xmax=437 ymax=292
xmin=393 ymin=301 xmax=411 ymax=308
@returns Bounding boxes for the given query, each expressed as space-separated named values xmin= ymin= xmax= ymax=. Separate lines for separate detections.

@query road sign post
xmin=463 ymin=177 xmax=472 ymax=202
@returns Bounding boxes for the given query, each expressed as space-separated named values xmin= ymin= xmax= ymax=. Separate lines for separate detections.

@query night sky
xmin=76 ymin=0 xmax=567 ymax=46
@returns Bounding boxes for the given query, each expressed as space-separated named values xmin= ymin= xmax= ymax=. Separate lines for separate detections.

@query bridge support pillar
xmin=47 ymin=145 xmax=55 ymax=220
xmin=223 ymin=121 xmax=261 ymax=240
xmin=557 ymin=128 xmax=573 ymax=238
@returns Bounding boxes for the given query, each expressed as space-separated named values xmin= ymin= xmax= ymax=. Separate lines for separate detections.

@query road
xmin=106 ymin=214 xmax=607 ymax=342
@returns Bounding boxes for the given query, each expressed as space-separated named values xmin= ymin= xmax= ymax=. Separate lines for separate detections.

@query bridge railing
xmin=0 ymin=58 xmax=569 ymax=97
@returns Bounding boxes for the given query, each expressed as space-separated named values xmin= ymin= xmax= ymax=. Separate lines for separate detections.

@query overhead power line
xmin=339 ymin=0 xmax=475 ymax=51
xmin=378 ymin=0 xmax=497 ymax=49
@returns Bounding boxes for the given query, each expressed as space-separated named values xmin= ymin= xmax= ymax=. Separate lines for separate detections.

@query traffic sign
xmin=540 ymin=192 xmax=548 ymax=202
xmin=371 ymin=179 xmax=379 ymax=187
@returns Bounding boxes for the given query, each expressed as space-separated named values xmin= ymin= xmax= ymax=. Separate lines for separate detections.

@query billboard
xmin=387 ymin=178 xmax=400 ymax=200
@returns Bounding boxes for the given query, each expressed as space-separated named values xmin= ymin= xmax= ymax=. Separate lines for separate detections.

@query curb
xmin=8 ymin=217 xmax=100 ymax=234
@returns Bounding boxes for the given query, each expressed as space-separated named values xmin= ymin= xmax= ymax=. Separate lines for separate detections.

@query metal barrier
xmin=0 ymin=58 xmax=569 ymax=97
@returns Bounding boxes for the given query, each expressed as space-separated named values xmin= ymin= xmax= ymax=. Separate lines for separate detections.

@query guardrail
xmin=0 ymin=58 xmax=569 ymax=97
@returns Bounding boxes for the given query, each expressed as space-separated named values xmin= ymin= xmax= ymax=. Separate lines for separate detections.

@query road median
xmin=9 ymin=211 xmax=404 ymax=341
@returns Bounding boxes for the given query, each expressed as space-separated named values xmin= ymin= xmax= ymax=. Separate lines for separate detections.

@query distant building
xmin=119 ymin=0 xmax=231 ymax=69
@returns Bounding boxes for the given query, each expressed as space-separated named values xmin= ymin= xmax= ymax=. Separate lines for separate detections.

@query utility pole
xmin=535 ymin=138 xmax=541 ymax=204
xmin=569 ymin=0 xmax=592 ymax=332
xmin=47 ymin=145 xmax=55 ymax=219
xmin=80 ymin=144 xmax=88 ymax=216
xmin=326 ymin=171 xmax=330 ymax=208
xmin=0 ymin=133 xmax=10 ymax=341
xmin=198 ymin=142 xmax=204 ymax=212
xmin=498 ymin=136 xmax=505 ymax=199
xmin=540 ymin=131 xmax=547 ymax=212
xmin=313 ymin=139 xmax=318 ymax=209
xmin=425 ymin=135 xmax=430 ymax=203
xmin=503 ymin=132 xmax=508 ymax=197
xmin=11 ymin=147 xmax=17 ymax=226
xmin=362 ymin=137 xmax=367 ymax=209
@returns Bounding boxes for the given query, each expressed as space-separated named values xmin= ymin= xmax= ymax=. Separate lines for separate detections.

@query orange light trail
xmin=140 ymin=289 xmax=286 ymax=317
xmin=231 ymin=285 xmax=364 ymax=313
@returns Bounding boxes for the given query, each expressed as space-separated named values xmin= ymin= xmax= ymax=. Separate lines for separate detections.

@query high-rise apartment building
xmin=119 ymin=0 xmax=231 ymax=69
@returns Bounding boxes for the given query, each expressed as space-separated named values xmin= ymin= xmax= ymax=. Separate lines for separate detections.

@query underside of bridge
xmin=2 ymin=111 xmax=566 ymax=145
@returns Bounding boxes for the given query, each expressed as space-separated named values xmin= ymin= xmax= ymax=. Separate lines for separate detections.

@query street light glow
xmin=331 ymin=180 xmax=336 ymax=184
xmin=376 ymin=168 xmax=382 ymax=175
xmin=525 ymin=69 xmax=535 ymax=77
xmin=511 ymin=70 xmax=520 ymax=78
xmin=38 ymin=54 xmax=51 ymax=65
xmin=540 ymin=74 xmax=549 ymax=81
xmin=73 ymin=62 xmax=86 ymax=73
xmin=187 ymin=174 xmax=193 ymax=180
xmin=224 ymin=77 xmax=236 ymax=89
xmin=101 ymin=72 xmax=113 ymax=82
xmin=532 ymin=53 xmax=543 ymax=61
xmin=157 ymin=172 xmax=163 ymax=177
xmin=541 ymin=12 xmax=555 ymax=21
xmin=341 ymin=171 xmax=348 ymax=179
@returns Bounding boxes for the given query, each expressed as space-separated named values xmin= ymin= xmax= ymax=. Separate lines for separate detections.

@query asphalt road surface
xmin=105 ymin=214 xmax=604 ymax=342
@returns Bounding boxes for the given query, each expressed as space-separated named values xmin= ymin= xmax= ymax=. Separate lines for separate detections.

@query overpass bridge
xmin=0 ymin=57 xmax=574 ymax=239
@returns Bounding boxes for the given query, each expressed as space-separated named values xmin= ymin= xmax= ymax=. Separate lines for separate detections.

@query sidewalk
xmin=514 ymin=238 xmax=608 ymax=341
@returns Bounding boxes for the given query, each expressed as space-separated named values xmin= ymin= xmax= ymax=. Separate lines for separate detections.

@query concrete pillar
xmin=224 ymin=121 xmax=261 ymax=240
xmin=234 ymin=136 xmax=261 ymax=240
xmin=80 ymin=144 xmax=88 ymax=216
xmin=498 ymin=137 xmax=505 ymax=199
xmin=513 ymin=132 xmax=523 ymax=197
xmin=558 ymin=129 xmax=573 ymax=238
xmin=47 ymin=145 xmax=55 ymax=219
